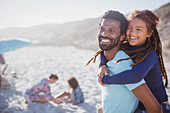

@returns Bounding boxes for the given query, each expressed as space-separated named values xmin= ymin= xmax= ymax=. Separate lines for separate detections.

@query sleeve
xmin=99 ymin=51 xmax=106 ymax=68
xmin=31 ymin=83 xmax=44 ymax=93
xmin=40 ymin=81 xmax=54 ymax=100
xmin=31 ymin=80 xmax=47 ymax=95
xmin=126 ymin=79 xmax=145 ymax=91
xmin=44 ymin=86 xmax=54 ymax=100
xmin=102 ymin=50 xmax=157 ymax=84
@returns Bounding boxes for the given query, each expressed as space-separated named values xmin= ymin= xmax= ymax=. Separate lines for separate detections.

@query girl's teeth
xmin=130 ymin=37 xmax=137 ymax=40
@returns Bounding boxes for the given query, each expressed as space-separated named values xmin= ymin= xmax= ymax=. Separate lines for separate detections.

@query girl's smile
xmin=126 ymin=17 xmax=152 ymax=46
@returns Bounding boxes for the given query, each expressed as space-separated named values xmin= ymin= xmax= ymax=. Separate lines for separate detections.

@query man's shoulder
xmin=107 ymin=50 xmax=132 ymax=74
xmin=114 ymin=50 xmax=131 ymax=62
xmin=116 ymin=50 xmax=129 ymax=58
xmin=107 ymin=50 xmax=132 ymax=66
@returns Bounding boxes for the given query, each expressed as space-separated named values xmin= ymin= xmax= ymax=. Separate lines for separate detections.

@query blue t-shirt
xmin=101 ymin=47 xmax=168 ymax=107
xmin=73 ymin=86 xmax=84 ymax=104
xmin=102 ymin=51 xmax=145 ymax=113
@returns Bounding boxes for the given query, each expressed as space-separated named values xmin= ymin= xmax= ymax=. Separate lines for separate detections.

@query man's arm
xmin=132 ymin=83 xmax=162 ymax=113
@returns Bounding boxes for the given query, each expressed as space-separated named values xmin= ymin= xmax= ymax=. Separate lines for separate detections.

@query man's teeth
xmin=102 ymin=39 xmax=110 ymax=43
xmin=130 ymin=37 xmax=137 ymax=40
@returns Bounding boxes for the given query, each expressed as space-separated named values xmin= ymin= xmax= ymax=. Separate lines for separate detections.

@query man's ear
xmin=120 ymin=34 xmax=125 ymax=41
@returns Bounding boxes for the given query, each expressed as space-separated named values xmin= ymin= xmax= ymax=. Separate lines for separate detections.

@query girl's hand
xmin=98 ymin=65 xmax=109 ymax=86
xmin=54 ymin=98 xmax=62 ymax=104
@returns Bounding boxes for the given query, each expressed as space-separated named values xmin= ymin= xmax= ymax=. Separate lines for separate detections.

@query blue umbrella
xmin=0 ymin=38 xmax=31 ymax=54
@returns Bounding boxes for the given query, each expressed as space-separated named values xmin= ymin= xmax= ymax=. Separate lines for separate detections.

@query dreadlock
xmin=119 ymin=10 xmax=168 ymax=88
xmin=85 ymin=49 xmax=103 ymax=66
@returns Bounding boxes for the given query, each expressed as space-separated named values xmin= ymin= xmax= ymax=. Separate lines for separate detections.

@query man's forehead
xmin=100 ymin=19 xmax=121 ymax=28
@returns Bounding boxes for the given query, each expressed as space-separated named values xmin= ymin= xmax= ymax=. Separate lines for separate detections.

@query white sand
xmin=0 ymin=46 xmax=101 ymax=113
xmin=0 ymin=46 xmax=169 ymax=113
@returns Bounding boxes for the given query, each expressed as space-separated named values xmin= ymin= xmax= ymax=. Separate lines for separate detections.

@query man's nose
xmin=101 ymin=31 xmax=108 ymax=37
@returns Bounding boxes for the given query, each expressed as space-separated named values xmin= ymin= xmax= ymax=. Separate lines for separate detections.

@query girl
xmin=25 ymin=74 xmax=61 ymax=104
xmin=87 ymin=10 xmax=170 ymax=112
xmin=56 ymin=76 xmax=84 ymax=105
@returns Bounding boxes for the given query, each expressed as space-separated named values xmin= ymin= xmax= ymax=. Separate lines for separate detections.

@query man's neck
xmin=104 ymin=45 xmax=120 ymax=62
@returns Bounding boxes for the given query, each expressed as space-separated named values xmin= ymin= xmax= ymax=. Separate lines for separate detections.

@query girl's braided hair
xmin=86 ymin=10 xmax=168 ymax=88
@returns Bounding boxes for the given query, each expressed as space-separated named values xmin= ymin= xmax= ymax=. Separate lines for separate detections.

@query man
xmin=96 ymin=10 xmax=162 ymax=113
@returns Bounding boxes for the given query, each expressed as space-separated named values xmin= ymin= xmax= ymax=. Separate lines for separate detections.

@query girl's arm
xmin=132 ymin=83 xmax=162 ymax=113
xmin=101 ymin=50 xmax=157 ymax=84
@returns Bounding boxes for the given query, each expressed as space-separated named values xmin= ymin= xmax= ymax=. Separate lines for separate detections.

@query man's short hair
xmin=100 ymin=10 xmax=128 ymax=35
xmin=49 ymin=74 xmax=58 ymax=80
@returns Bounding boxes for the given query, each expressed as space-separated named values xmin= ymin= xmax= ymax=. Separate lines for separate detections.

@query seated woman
xmin=24 ymin=74 xmax=61 ymax=104
xmin=56 ymin=76 xmax=84 ymax=105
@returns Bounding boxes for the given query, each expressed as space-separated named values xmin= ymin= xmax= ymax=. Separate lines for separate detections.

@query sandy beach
xmin=0 ymin=46 xmax=170 ymax=113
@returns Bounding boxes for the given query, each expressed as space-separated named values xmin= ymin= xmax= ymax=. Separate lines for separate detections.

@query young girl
xmin=25 ymin=74 xmax=61 ymax=104
xmin=56 ymin=76 xmax=84 ymax=105
xmin=87 ymin=10 xmax=170 ymax=112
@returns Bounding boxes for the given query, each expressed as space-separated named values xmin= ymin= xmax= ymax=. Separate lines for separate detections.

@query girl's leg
xmin=36 ymin=96 xmax=48 ymax=103
xmin=134 ymin=109 xmax=146 ymax=113
xmin=56 ymin=91 xmax=70 ymax=99
xmin=161 ymin=103 xmax=170 ymax=113
xmin=37 ymin=99 xmax=48 ymax=103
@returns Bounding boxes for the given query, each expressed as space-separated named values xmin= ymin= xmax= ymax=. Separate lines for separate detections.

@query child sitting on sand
xmin=24 ymin=74 xmax=61 ymax=104
xmin=56 ymin=76 xmax=84 ymax=105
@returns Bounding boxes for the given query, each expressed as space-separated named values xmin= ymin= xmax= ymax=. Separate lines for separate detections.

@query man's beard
xmin=99 ymin=36 xmax=120 ymax=51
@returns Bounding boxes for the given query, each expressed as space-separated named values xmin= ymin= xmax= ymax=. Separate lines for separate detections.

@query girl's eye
xmin=127 ymin=27 xmax=131 ymax=30
xmin=136 ymin=29 xmax=142 ymax=31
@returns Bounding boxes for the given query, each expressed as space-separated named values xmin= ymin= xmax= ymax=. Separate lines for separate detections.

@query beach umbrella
xmin=0 ymin=38 xmax=31 ymax=54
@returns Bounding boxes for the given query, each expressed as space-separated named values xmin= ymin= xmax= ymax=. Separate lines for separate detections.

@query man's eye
xmin=109 ymin=29 xmax=115 ymax=33
xmin=99 ymin=28 xmax=104 ymax=32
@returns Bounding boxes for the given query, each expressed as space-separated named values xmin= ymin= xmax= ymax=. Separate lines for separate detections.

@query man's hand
xmin=98 ymin=65 xmax=109 ymax=86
